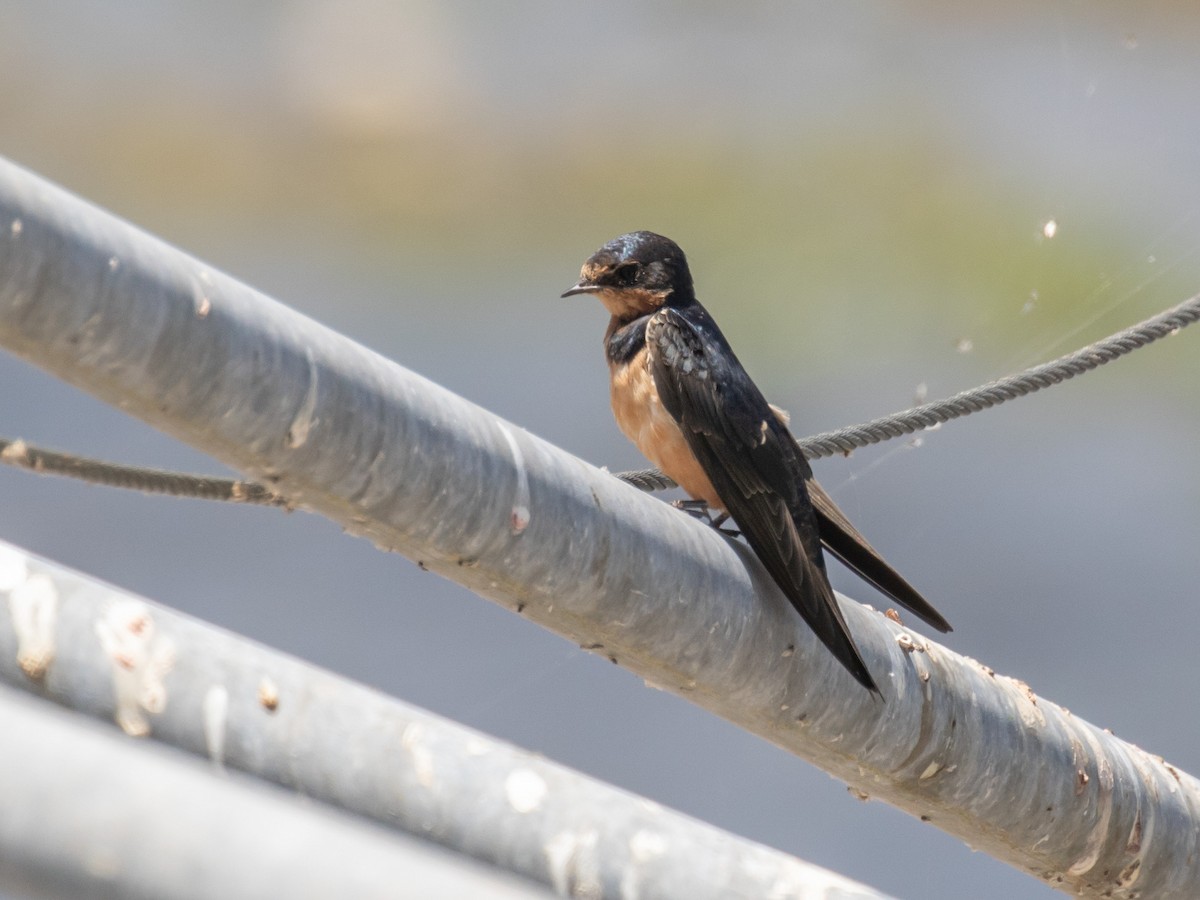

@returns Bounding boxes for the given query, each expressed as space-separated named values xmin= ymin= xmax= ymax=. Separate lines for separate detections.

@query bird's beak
xmin=561 ymin=281 xmax=601 ymax=298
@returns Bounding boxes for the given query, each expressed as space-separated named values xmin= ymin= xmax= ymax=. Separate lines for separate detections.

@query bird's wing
xmin=646 ymin=306 xmax=878 ymax=692
xmin=806 ymin=478 xmax=952 ymax=633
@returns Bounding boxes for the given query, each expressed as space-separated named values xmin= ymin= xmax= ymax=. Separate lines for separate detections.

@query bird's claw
xmin=672 ymin=498 xmax=713 ymax=522
xmin=672 ymin=501 xmax=741 ymax=537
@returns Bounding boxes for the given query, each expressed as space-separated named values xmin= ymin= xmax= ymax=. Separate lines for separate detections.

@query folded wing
xmin=646 ymin=306 xmax=879 ymax=692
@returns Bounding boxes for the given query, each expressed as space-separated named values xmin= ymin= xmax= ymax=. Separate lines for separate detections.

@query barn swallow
xmin=564 ymin=231 xmax=950 ymax=693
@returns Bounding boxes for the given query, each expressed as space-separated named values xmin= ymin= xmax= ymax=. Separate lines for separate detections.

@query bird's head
xmin=562 ymin=231 xmax=695 ymax=320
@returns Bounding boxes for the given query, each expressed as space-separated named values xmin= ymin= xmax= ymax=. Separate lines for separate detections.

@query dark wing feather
xmin=646 ymin=306 xmax=879 ymax=693
xmin=806 ymin=478 xmax=952 ymax=633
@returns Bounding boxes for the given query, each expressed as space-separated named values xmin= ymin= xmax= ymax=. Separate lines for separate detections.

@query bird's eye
xmin=614 ymin=262 xmax=640 ymax=286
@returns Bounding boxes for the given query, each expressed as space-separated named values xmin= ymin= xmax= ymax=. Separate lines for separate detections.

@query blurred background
xmin=2 ymin=2 xmax=1199 ymax=897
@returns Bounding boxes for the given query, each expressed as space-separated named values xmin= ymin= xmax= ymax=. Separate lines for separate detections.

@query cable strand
xmin=0 ymin=438 xmax=289 ymax=506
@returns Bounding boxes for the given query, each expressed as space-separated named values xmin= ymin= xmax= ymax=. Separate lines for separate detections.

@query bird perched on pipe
xmin=563 ymin=231 xmax=950 ymax=693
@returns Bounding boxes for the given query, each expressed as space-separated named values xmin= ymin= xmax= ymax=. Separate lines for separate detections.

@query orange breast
xmin=610 ymin=348 xmax=724 ymax=510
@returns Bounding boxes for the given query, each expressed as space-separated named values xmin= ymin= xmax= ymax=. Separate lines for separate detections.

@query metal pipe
xmin=0 ymin=538 xmax=892 ymax=900
xmin=0 ymin=684 xmax=556 ymax=899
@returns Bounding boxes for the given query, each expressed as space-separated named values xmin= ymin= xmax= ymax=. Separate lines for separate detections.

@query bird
xmin=563 ymin=231 xmax=950 ymax=693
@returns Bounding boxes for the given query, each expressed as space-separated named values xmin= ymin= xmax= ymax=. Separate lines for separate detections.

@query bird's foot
xmin=710 ymin=512 xmax=741 ymax=538
xmin=672 ymin=498 xmax=713 ymax=522
xmin=673 ymin=501 xmax=741 ymax=537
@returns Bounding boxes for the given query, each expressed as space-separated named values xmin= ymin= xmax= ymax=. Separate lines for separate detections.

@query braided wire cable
xmin=1 ymin=292 xmax=1197 ymax=502
xmin=0 ymin=438 xmax=289 ymax=506
xmin=616 ymin=290 xmax=1200 ymax=492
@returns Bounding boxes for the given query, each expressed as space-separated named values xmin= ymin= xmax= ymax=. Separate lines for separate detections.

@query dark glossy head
xmin=562 ymin=231 xmax=695 ymax=319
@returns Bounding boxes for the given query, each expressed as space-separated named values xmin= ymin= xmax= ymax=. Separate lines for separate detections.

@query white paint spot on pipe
xmin=203 ymin=685 xmax=229 ymax=769
xmin=9 ymin=573 xmax=57 ymax=678
xmin=545 ymin=828 xmax=600 ymax=898
xmin=497 ymin=422 xmax=531 ymax=534
xmin=629 ymin=828 xmax=667 ymax=861
xmin=9 ymin=218 xmax=21 ymax=236
xmin=400 ymin=722 xmax=438 ymax=789
xmin=621 ymin=829 xmax=668 ymax=900
xmin=189 ymin=270 xmax=213 ymax=317
xmin=505 ymin=768 xmax=547 ymax=813
xmin=286 ymin=349 xmax=320 ymax=448
xmin=94 ymin=601 xmax=176 ymax=737
xmin=464 ymin=737 xmax=490 ymax=757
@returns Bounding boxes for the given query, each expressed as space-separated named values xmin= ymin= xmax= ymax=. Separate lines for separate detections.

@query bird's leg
xmin=672 ymin=498 xmax=713 ymax=523
xmin=672 ymin=500 xmax=742 ymax=538
xmin=710 ymin=512 xmax=741 ymax=538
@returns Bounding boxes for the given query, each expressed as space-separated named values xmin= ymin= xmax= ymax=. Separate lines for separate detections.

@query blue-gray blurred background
xmin=2 ymin=3 xmax=1199 ymax=897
